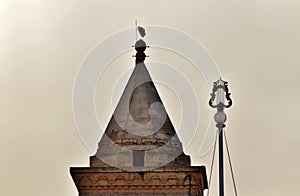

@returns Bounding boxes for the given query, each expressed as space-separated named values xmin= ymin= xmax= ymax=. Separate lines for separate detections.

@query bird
xmin=137 ymin=26 xmax=146 ymax=37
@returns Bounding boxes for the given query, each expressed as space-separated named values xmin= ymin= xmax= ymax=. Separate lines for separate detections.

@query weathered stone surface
xmin=93 ymin=62 xmax=190 ymax=169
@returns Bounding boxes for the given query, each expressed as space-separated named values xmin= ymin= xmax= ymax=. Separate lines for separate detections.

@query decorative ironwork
xmin=209 ymin=78 xmax=232 ymax=111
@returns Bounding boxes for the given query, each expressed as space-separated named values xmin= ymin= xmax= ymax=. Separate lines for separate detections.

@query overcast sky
xmin=1 ymin=0 xmax=300 ymax=195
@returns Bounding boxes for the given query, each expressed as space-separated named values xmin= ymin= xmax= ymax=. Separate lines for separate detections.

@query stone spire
xmin=70 ymin=28 xmax=208 ymax=195
xmin=90 ymin=38 xmax=191 ymax=170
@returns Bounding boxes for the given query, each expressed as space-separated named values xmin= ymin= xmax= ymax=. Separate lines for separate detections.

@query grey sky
xmin=1 ymin=0 xmax=300 ymax=195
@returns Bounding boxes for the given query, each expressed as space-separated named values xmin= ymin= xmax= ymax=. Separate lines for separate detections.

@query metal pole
xmin=209 ymin=78 xmax=232 ymax=196
xmin=219 ymin=128 xmax=224 ymax=196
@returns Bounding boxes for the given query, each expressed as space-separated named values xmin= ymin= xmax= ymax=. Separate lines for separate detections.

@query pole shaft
xmin=219 ymin=128 xmax=224 ymax=196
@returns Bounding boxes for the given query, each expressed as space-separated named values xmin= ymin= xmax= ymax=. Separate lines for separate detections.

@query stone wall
xmin=70 ymin=166 xmax=207 ymax=196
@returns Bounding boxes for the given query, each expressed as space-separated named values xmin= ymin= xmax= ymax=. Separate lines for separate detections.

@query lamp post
xmin=209 ymin=78 xmax=232 ymax=196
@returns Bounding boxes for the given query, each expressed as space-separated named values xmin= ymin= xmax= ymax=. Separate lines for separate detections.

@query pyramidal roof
xmin=92 ymin=39 xmax=190 ymax=170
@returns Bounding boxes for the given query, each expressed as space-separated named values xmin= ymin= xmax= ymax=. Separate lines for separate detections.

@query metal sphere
xmin=214 ymin=111 xmax=227 ymax=124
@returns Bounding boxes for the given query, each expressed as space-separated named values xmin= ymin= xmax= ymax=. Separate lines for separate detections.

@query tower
xmin=70 ymin=32 xmax=208 ymax=195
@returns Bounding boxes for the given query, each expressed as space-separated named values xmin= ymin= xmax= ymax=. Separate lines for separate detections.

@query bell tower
xmin=70 ymin=29 xmax=208 ymax=195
